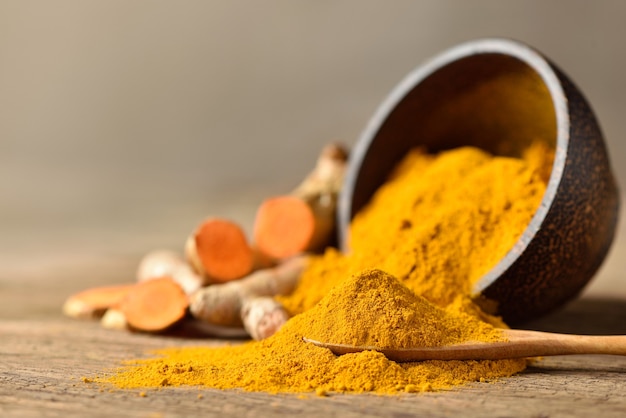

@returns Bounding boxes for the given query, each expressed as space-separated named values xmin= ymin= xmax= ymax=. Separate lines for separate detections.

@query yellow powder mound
xmin=102 ymin=269 xmax=525 ymax=394
xmin=301 ymin=269 xmax=502 ymax=348
xmin=279 ymin=146 xmax=549 ymax=315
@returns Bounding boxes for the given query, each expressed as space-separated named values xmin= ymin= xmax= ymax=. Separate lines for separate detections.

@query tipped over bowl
xmin=338 ymin=38 xmax=620 ymax=323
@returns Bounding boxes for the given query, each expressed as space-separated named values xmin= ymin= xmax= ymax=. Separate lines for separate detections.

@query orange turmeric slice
xmin=119 ymin=277 xmax=189 ymax=332
xmin=186 ymin=218 xmax=254 ymax=283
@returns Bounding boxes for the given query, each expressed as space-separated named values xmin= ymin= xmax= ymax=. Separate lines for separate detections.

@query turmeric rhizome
xmin=101 ymin=143 xmax=552 ymax=395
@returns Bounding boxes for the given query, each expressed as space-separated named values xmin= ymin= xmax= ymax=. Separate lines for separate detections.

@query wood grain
xmin=1 ymin=209 xmax=625 ymax=417
xmin=1 ymin=299 xmax=626 ymax=418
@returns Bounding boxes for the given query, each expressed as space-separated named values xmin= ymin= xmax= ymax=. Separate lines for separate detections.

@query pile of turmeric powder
xmin=104 ymin=269 xmax=525 ymax=394
xmin=100 ymin=143 xmax=552 ymax=394
xmin=298 ymin=269 xmax=503 ymax=349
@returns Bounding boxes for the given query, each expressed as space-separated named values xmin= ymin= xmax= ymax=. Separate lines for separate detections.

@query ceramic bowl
xmin=338 ymin=38 xmax=620 ymax=323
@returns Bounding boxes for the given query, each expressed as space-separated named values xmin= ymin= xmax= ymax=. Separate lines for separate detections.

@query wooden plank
xmin=1 ymin=207 xmax=625 ymax=417
xmin=2 ymin=298 xmax=626 ymax=418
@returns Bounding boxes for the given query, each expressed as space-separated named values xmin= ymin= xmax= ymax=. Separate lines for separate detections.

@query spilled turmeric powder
xmin=280 ymin=145 xmax=550 ymax=314
xmin=101 ymin=143 xmax=551 ymax=394
xmin=103 ymin=269 xmax=525 ymax=393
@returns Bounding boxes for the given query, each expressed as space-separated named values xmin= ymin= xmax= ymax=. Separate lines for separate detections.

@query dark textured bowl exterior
xmin=476 ymin=67 xmax=620 ymax=323
xmin=338 ymin=39 xmax=620 ymax=323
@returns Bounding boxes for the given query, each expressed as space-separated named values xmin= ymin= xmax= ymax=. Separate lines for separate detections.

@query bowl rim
xmin=338 ymin=38 xmax=570 ymax=293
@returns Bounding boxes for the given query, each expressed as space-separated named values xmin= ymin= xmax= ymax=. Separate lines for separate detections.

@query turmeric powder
xmin=100 ymin=143 xmax=551 ymax=394
xmin=279 ymin=145 xmax=550 ymax=314
xmin=296 ymin=269 xmax=503 ymax=349
xmin=102 ymin=269 xmax=525 ymax=393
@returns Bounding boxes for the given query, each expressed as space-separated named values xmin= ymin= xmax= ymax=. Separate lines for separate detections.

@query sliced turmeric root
xmin=186 ymin=217 xmax=254 ymax=283
xmin=62 ymin=284 xmax=136 ymax=319
xmin=253 ymin=196 xmax=317 ymax=259
xmin=119 ymin=277 xmax=189 ymax=332
xmin=253 ymin=143 xmax=347 ymax=260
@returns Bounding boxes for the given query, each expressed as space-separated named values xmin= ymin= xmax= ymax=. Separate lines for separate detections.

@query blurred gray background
xmin=1 ymin=0 xmax=625 ymax=311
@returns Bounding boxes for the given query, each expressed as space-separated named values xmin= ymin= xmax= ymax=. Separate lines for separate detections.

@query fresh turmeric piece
xmin=240 ymin=296 xmax=290 ymax=341
xmin=100 ymin=308 xmax=128 ymax=330
xmin=137 ymin=250 xmax=205 ymax=295
xmin=253 ymin=143 xmax=347 ymax=259
xmin=62 ymin=284 xmax=135 ymax=319
xmin=136 ymin=250 xmax=182 ymax=282
xmin=186 ymin=218 xmax=254 ymax=283
xmin=119 ymin=277 xmax=189 ymax=332
xmin=189 ymin=256 xmax=306 ymax=329
xmin=253 ymin=196 xmax=317 ymax=259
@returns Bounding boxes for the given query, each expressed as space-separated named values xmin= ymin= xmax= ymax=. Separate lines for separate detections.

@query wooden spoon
xmin=303 ymin=329 xmax=626 ymax=362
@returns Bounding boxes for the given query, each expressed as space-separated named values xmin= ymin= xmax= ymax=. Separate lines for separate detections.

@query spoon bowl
xmin=338 ymin=38 xmax=620 ymax=324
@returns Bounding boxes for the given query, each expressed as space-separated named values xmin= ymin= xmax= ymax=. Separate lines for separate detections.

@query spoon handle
xmin=499 ymin=329 xmax=626 ymax=358
xmin=304 ymin=330 xmax=626 ymax=362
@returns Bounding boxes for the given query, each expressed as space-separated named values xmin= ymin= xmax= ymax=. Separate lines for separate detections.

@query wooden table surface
xmin=2 ymin=205 xmax=626 ymax=418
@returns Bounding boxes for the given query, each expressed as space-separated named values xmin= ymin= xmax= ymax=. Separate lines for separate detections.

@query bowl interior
xmin=340 ymin=51 xmax=559 ymax=249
